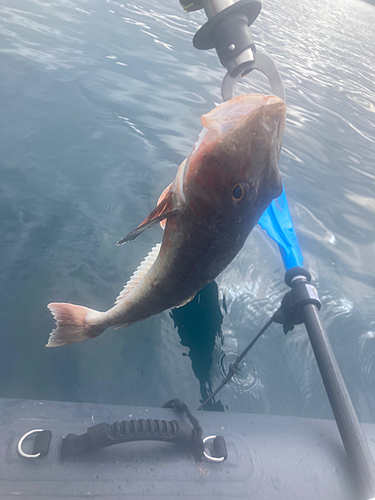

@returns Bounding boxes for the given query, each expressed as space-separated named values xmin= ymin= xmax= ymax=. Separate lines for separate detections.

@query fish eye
xmin=231 ymin=183 xmax=244 ymax=202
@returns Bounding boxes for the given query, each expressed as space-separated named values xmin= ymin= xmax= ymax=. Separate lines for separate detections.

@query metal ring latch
xmin=203 ymin=435 xmax=226 ymax=462
xmin=17 ymin=429 xmax=45 ymax=458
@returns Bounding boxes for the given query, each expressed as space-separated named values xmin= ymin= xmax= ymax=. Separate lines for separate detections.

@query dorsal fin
xmin=115 ymin=243 xmax=161 ymax=305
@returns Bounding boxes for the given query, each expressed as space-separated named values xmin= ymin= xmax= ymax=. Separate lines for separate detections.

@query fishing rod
xmin=180 ymin=1 xmax=375 ymax=498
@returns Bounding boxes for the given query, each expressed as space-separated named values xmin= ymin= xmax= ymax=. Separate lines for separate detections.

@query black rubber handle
xmin=61 ymin=419 xmax=203 ymax=460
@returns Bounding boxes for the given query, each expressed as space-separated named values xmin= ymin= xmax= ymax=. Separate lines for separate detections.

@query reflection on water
xmin=0 ymin=0 xmax=375 ymax=420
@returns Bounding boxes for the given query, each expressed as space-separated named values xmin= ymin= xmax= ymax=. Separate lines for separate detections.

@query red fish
xmin=47 ymin=94 xmax=285 ymax=347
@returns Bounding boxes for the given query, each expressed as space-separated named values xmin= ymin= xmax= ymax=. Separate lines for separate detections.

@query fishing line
xmin=197 ymin=315 xmax=275 ymax=410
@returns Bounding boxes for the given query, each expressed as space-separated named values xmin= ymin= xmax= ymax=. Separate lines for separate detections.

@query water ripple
xmin=212 ymin=329 xmax=261 ymax=395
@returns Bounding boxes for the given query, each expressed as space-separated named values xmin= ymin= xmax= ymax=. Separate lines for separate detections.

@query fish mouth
xmin=188 ymin=94 xmax=286 ymax=160
xmin=202 ymin=94 xmax=284 ymax=135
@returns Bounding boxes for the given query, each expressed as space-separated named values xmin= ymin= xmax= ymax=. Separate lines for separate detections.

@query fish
xmin=46 ymin=93 xmax=286 ymax=347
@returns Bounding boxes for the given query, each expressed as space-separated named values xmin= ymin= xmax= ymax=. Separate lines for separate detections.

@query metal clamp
xmin=188 ymin=0 xmax=286 ymax=102
xmin=203 ymin=435 xmax=226 ymax=462
xmin=17 ymin=429 xmax=45 ymax=459
xmin=221 ymin=52 xmax=286 ymax=102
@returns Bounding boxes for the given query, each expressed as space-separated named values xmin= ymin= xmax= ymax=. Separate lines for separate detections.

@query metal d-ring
xmin=203 ymin=435 xmax=226 ymax=462
xmin=17 ymin=429 xmax=45 ymax=459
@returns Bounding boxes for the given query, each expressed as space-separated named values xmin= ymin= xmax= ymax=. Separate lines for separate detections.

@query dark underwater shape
xmin=170 ymin=282 xmax=224 ymax=411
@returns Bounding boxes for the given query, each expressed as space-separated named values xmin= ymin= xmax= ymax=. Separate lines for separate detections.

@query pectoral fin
xmin=116 ymin=183 xmax=177 ymax=245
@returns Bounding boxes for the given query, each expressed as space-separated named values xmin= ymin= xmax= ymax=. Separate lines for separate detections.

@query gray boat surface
xmin=1 ymin=397 xmax=372 ymax=499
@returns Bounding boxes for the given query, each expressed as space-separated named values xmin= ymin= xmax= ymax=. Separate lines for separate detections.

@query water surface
xmin=0 ymin=0 xmax=375 ymax=421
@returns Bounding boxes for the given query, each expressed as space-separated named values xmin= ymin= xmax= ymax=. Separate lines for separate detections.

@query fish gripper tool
xmin=181 ymin=0 xmax=286 ymax=102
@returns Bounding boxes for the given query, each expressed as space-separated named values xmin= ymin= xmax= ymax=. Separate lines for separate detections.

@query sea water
xmin=0 ymin=0 xmax=375 ymax=421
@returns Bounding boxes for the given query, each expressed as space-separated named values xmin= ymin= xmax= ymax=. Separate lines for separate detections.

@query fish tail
xmin=46 ymin=303 xmax=105 ymax=347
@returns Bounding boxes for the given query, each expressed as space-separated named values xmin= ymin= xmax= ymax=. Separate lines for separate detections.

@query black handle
xmin=61 ymin=418 xmax=203 ymax=460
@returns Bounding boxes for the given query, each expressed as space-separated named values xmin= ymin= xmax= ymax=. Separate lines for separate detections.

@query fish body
xmin=47 ymin=94 xmax=286 ymax=347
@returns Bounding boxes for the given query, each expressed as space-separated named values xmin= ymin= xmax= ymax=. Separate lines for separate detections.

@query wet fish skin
xmin=47 ymin=94 xmax=285 ymax=347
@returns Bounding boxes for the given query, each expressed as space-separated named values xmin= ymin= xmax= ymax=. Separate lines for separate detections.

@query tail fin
xmin=46 ymin=303 xmax=105 ymax=347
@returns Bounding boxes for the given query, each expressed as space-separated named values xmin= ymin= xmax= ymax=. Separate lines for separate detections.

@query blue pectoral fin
xmin=258 ymin=184 xmax=304 ymax=271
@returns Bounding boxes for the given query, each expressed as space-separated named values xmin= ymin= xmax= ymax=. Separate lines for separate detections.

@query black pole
xmin=287 ymin=271 xmax=375 ymax=500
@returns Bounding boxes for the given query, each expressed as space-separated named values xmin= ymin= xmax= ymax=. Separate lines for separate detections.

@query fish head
xmin=117 ymin=94 xmax=285 ymax=247
xmin=176 ymin=94 xmax=285 ymax=232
